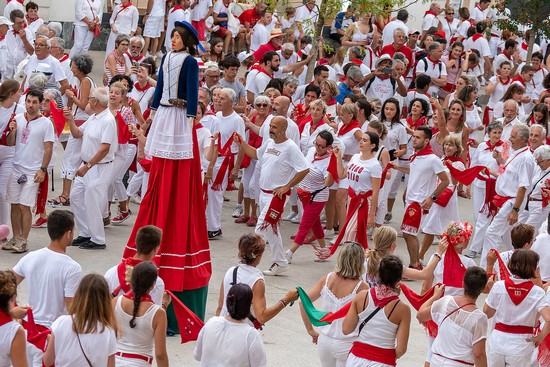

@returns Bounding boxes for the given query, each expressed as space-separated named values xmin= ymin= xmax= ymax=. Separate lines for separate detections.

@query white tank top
xmin=220 ymin=264 xmax=264 ymax=327
xmin=114 ymin=296 xmax=160 ymax=358
xmin=319 ymin=272 xmax=362 ymax=339
xmin=356 ymin=290 xmax=398 ymax=348
xmin=0 ymin=321 xmax=22 ymax=367
xmin=74 ymin=76 xmax=96 ymax=121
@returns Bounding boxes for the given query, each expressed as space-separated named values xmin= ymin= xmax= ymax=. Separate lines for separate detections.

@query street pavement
xmin=0 ymin=51 xmax=492 ymax=366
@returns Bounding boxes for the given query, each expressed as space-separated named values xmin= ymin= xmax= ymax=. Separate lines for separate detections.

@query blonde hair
xmin=263 ymin=87 xmax=281 ymax=98
xmin=335 ymin=242 xmax=365 ymax=279
xmin=443 ymin=134 xmax=463 ymax=156
xmin=110 ymin=81 xmax=128 ymax=95
xmin=321 ymin=80 xmax=339 ymax=97
xmin=309 ymin=99 xmax=327 ymax=114
xmin=368 ymin=120 xmax=388 ymax=140
xmin=341 ymin=102 xmax=358 ymax=118
xmin=367 ymin=226 xmax=397 ymax=279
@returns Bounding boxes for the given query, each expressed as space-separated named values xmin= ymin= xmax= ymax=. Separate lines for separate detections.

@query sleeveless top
xmin=160 ymin=51 xmax=189 ymax=105
xmin=74 ymin=76 xmax=96 ymax=121
xmin=114 ymin=296 xmax=160 ymax=358
xmin=350 ymin=22 xmax=375 ymax=43
xmin=220 ymin=264 xmax=264 ymax=327
xmin=105 ymin=51 xmax=127 ymax=83
xmin=356 ymin=291 xmax=398 ymax=348
xmin=0 ymin=321 xmax=22 ymax=367
xmin=319 ymin=272 xmax=363 ymax=339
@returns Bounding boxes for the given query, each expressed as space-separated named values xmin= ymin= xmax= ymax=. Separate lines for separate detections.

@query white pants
xmin=487 ymin=344 xmax=536 ymax=367
xmin=108 ymin=144 xmax=135 ymax=202
xmin=71 ymin=162 xmax=113 ymax=244
xmin=206 ymin=157 xmax=227 ymax=231
xmin=126 ymin=162 xmax=150 ymax=197
xmin=472 ymin=182 xmax=485 ymax=224
xmin=242 ymin=161 xmax=256 ymax=199
xmin=26 ymin=342 xmax=43 ymax=367
xmin=318 ymin=333 xmax=352 ymax=367
xmin=70 ymin=25 xmax=95 ymax=58
xmin=256 ymin=191 xmax=287 ymax=266
xmin=388 ymin=159 xmax=409 ymax=199
xmin=105 ymin=31 xmax=118 ymax=60
xmin=489 ymin=36 xmax=500 ymax=58
xmin=520 ymin=200 xmax=550 ymax=237
xmin=0 ymin=153 xmax=13 ymax=224
xmin=480 ymin=199 xmax=515 ymax=268
xmin=60 ymin=136 xmax=83 ymax=180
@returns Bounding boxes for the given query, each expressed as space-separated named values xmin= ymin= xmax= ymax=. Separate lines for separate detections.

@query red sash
xmin=401 ymin=201 xmax=425 ymax=235
xmin=116 ymin=111 xmax=132 ymax=144
xmin=211 ymin=132 xmax=237 ymax=191
xmin=400 ymin=283 xmax=441 ymax=338
xmin=48 ymin=100 xmax=66 ymax=137
xmin=34 ymin=172 xmax=48 ymax=215
xmin=328 ymin=189 xmax=373 ymax=256
xmin=489 ymin=194 xmax=513 ymax=217
xmin=123 ymin=291 xmax=154 ymax=303
xmin=490 ymin=249 xmax=511 ymax=280
xmin=504 ymin=277 xmax=534 ymax=305
xmin=406 ymin=116 xmax=427 ymax=129
xmin=495 ymin=323 xmax=534 ymax=334
xmin=112 ymin=258 xmax=142 ymax=295
xmin=350 ymin=342 xmax=396 ymax=366
xmin=258 ymin=190 xmax=289 ymax=235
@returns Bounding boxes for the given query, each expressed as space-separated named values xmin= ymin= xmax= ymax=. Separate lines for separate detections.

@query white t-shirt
xmin=51 ymin=315 xmax=116 ymax=367
xmin=165 ymin=8 xmax=191 ymax=50
xmin=381 ymin=21 xmax=408 ymax=47
xmin=11 ymin=114 xmax=54 ymax=174
xmin=463 ymin=36 xmax=491 ymax=71
xmin=380 ymin=121 xmax=407 ymax=151
xmin=532 ymin=233 xmax=550 ymax=282
xmin=365 ymin=77 xmax=397 ymax=104
xmin=13 ymin=248 xmax=82 ymax=327
xmin=250 ymin=23 xmax=270 ymax=52
xmin=487 ymin=77 xmax=512 ymax=108
xmin=495 ymin=147 xmax=535 ymax=197
xmin=79 ymin=108 xmax=117 ymax=163
xmin=104 ymin=263 xmax=165 ymax=305
xmin=257 ymin=138 xmax=309 ymax=190
xmin=192 ymin=0 xmax=213 ymax=21
xmin=406 ymin=153 xmax=445 ymax=203
xmin=213 ymin=0 xmax=233 ymax=18
xmin=149 ymin=0 xmax=166 ymax=17
xmin=471 ymin=6 xmax=487 ymax=23
xmin=212 ymin=111 xmax=245 ymax=154
xmin=219 ymin=264 xmax=264 ymax=325
xmin=415 ymin=58 xmax=447 ymax=95
xmin=422 ymin=13 xmax=439 ymax=31
xmin=196 ymin=125 xmax=212 ymax=171
xmin=294 ymin=4 xmax=318 ymax=36
xmin=249 ymin=71 xmax=272 ymax=98
xmin=299 ymin=147 xmax=330 ymax=202
xmin=346 ymin=154 xmax=382 ymax=193
xmin=194 ymin=316 xmax=267 ymax=367
xmin=24 ymin=55 xmax=68 ymax=90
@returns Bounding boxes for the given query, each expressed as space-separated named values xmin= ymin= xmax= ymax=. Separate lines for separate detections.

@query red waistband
xmin=495 ymin=323 xmax=534 ymax=334
xmin=350 ymin=342 xmax=396 ymax=366
xmin=529 ymin=198 xmax=543 ymax=202
xmin=115 ymin=352 xmax=153 ymax=364
xmin=433 ymin=353 xmax=474 ymax=366
xmin=261 ymin=189 xmax=274 ymax=194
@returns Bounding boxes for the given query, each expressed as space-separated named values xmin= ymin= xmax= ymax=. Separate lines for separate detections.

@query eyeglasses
xmin=314 ymin=142 xmax=327 ymax=149
xmin=256 ymin=103 xmax=269 ymax=107
xmin=207 ymin=74 xmax=220 ymax=78
xmin=446 ymin=12 xmax=455 ymax=15
xmin=34 ymin=43 xmax=48 ymax=47
xmin=350 ymin=78 xmax=362 ymax=85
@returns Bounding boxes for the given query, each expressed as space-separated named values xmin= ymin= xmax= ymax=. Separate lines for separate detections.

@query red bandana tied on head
xmin=441 ymin=222 xmax=472 ymax=288
xmin=504 ymin=277 xmax=534 ymax=305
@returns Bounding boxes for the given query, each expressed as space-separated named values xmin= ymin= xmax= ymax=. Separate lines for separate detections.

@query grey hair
xmin=43 ymin=88 xmax=63 ymax=106
xmin=504 ymin=99 xmax=519 ymax=113
xmin=309 ymin=98 xmax=327 ymax=114
xmin=47 ymin=22 xmax=63 ymax=37
xmin=199 ymin=87 xmax=211 ymax=103
xmin=28 ymin=72 xmax=49 ymax=90
xmin=50 ymin=37 xmax=65 ymax=49
xmin=530 ymin=123 xmax=547 ymax=138
xmin=90 ymin=88 xmax=109 ymax=106
xmin=393 ymin=28 xmax=406 ymax=37
xmin=281 ymin=43 xmax=295 ymax=52
xmin=36 ymin=25 xmax=50 ymax=37
xmin=35 ymin=34 xmax=50 ymax=47
xmin=206 ymin=65 xmax=220 ymax=74
xmin=254 ymin=95 xmax=270 ymax=107
xmin=284 ymin=76 xmax=299 ymax=87
xmin=534 ymin=144 xmax=550 ymax=161
xmin=210 ymin=84 xmax=223 ymax=94
xmin=349 ymin=46 xmax=364 ymax=58
xmin=428 ymin=42 xmax=442 ymax=53
xmin=487 ymin=121 xmax=503 ymax=133
xmin=220 ymin=87 xmax=236 ymax=103
xmin=71 ymin=54 xmax=94 ymax=75
xmin=430 ymin=2 xmax=439 ymax=9
xmin=130 ymin=35 xmax=145 ymax=46
xmin=513 ymin=123 xmax=530 ymax=142
xmin=346 ymin=65 xmax=363 ymax=80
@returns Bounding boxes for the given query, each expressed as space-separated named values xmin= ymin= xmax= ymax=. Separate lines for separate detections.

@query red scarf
xmin=351 ymin=59 xmax=363 ymax=66
xmin=400 ymin=283 xmax=441 ymax=337
xmin=0 ymin=310 xmax=12 ymax=327
xmin=58 ymin=54 xmax=69 ymax=63
xmin=371 ymin=286 xmax=399 ymax=307
xmin=484 ymin=139 xmax=505 ymax=152
xmin=113 ymin=2 xmax=134 ymax=22
xmin=542 ymin=181 xmax=550 ymax=208
xmin=504 ymin=277 xmax=534 ymax=305
xmin=170 ymin=4 xmax=184 ymax=12
xmin=512 ymin=76 xmax=526 ymax=87
xmin=490 ymin=248 xmax=511 ymax=280
xmin=258 ymin=191 xmax=290 ymax=235
xmin=327 ymin=152 xmax=339 ymax=183
xmin=116 ymin=111 xmax=132 ymax=144
xmin=445 ymin=161 xmax=489 ymax=186
xmin=123 ymin=291 xmax=154 ymax=303
xmin=134 ymin=81 xmax=152 ymax=92
xmin=125 ymin=52 xmax=144 ymax=63
xmin=257 ymin=65 xmax=273 ymax=78
xmin=0 ymin=111 xmax=16 ymax=146
xmin=498 ymin=76 xmax=510 ymax=85
xmin=211 ymin=132 xmax=238 ymax=191
xmin=409 ymin=143 xmax=434 ymax=162
xmin=309 ymin=118 xmax=326 ymax=135
xmin=326 ymin=98 xmax=336 ymax=106
xmin=521 ymin=42 xmax=528 ymax=51
xmin=113 ymin=257 xmax=142 ymax=294
xmin=406 ymin=115 xmax=427 ymax=129
xmin=424 ymin=10 xmax=437 ymax=16
xmin=442 ymin=235 xmax=467 ymax=288
xmin=426 ymin=56 xmax=440 ymax=68
xmin=502 ymin=50 xmax=513 ymax=61
xmin=22 ymin=308 xmax=50 ymax=352
xmin=25 ymin=14 xmax=39 ymax=24
xmin=8 ymin=0 xmax=24 ymax=3
xmin=472 ymin=33 xmax=483 ymax=42
xmin=338 ymin=120 xmax=360 ymax=136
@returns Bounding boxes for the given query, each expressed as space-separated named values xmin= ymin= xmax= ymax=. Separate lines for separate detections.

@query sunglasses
xmin=256 ymin=103 xmax=269 ymax=107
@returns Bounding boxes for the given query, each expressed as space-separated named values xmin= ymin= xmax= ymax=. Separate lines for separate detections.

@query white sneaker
xmin=263 ymin=263 xmax=289 ymax=276
xmin=324 ymin=229 xmax=335 ymax=239
xmin=129 ymin=195 xmax=142 ymax=205
xmin=283 ymin=211 xmax=298 ymax=221
xmin=290 ymin=215 xmax=302 ymax=224
xmin=284 ymin=250 xmax=293 ymax=264
xmin=156 ymin=51 xmax=164 ymax=58
xmin=464 ymin=250 xmax=479 ymax=258
xmin=232 ymin=204 xmax=243 ymax=218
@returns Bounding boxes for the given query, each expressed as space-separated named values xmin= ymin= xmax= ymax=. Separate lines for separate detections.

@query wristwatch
xmin=85 ymin=162 xmax=92 ymax=169
xmin=512 ymin=207 xmax=520 ymax=212
xmin=40 ymin=167 xmax=47 ymax=173
xmin=430 ymin=195 xmax=438 ymax=201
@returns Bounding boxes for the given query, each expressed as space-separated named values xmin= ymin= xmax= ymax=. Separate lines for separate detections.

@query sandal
xmin=49 ymin=195 xmax=70 ymax=207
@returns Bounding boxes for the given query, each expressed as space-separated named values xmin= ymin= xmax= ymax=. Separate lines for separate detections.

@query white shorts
xmin=143 ymin=15 xmax=164 ymax=38
xmin=6 ymin=170 xmax=39 ymax=207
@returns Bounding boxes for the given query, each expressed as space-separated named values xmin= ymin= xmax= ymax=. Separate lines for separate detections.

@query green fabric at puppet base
xmin=167 ymin=286 xmax=208 ymax=333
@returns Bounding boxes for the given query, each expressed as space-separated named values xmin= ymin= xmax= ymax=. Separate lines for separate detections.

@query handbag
xmin=434 ymin=187 xmax=455 ymax=207
xmin=86 ymin=0 xmax=101 ymax=38
xmin=74 ymin=318 xmax=93 ymax=367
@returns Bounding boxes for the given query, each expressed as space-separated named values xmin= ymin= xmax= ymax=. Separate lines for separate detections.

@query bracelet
xmin=279 ymin=299 xmax=287 ymax=307
xmin=433 ymin=253 xmax=442 ymax=261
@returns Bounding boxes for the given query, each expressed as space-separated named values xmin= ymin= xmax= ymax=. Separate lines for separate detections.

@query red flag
xmin=23 ymin=309 xmax=50 ymax=352
xmin=327 ymin=152 xmax=339 ymax=183
xmin=400 ymin=283 xmax=441 ymax=337
xmin=445 ymin=161 xmax=488 ymax=186
xmin=165 ymin=290 xmax=204 ymax=343
xmin=318 ymin=302 xmax=351 ymax=323
xmin=490 ymin=249 xmax=511 ymax=280
xmin=116 ymin=111 xmax=132 ymax=144
xmin=49 ymin=100 xmax=66 ymax=137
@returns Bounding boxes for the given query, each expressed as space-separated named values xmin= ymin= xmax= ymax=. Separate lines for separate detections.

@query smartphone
xmin=382 ymin=67 xmax=392 ymax=74
xmin=431 ymin=92 xmax=439 ymax=98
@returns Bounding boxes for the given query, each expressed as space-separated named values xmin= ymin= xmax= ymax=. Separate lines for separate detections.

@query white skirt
xmin=144 ymin=105 xmax=194 ymax=160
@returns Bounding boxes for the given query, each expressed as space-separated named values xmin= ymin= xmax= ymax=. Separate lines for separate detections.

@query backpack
xmin=409 ymin=56 xmax=443 ymax=89
xmin=364 ymin=76 xmax=397 ymax=96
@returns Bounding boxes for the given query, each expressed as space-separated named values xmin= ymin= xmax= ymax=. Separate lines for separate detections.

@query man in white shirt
xmin=421 ymin=2 xmax=441 ymax=38
xmin=294 ymin=0 xmax=318 ymax=38
xmin=22 ymin=35 xmax=69 ymax=93
xmin=191 ymin=0 xmax=213 ymax=41
xmin=463 ymin=23 xmax=493 ymax=79
xmin=0 ymin=16 xmax=13 ymax=81
xmin=246 ymin=51 xmax=280 ymax=103
xmin=415 ymin=42 xmax=447 ymax=96
xmin=250 ymin=10 xmax=272 ymax=52
xmin=471 ymin=0 xmax=491 ymax=25
xmin=382 ymin=9 xmax=409 ymax=47
xmin=237 ymin=116 xmax=309 ymax=275
xmin=65 ymin=88 xmax=117 ymax=250
xmin=49 ymin=37 xmax=74 ymax=86
xmin=5 ymin=10 xmax=34 ymax=80
xmin=481 ymin=123 xmax=535 ymax=267
xmin=12 ymin=210 xmax=82 ymax=367
xmin=143 ymin=0 xmax=166 ymax=57
xmin=4 ymin=89 xmax=53 ymax=253
xmin=489 ymin=0 xmax=511 ymax=57
xmin=497 ymin=99 xmax=522 ymax=142
xmin=274 ymin=42 xmax=298 ymax=78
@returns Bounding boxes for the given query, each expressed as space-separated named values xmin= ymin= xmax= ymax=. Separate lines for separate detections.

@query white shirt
xmin=495 ymin=146 xmax=534 ymax=197
xmin=294 ymin=4 xmax=318 ymax=36
xmin=219 ymin=264 xmax=264 ymax=325
xmin=104 ymin=263 xmax=165 ymax=305
xmin=365 ymin=77 xmax=397 ymax=104
xmin=463 ymin=36 xmax=491 ymax=72
xmin=0 ymin=321 xmax=22 ymax=367
xmin=79 ymin=108 xmax=117 ymax=163
xmin=299 ymin=147 xmax=331 ymax=202
xmin=3 ymin=1 xmax=25 ymax=19
xmin=382 ymin=21 xmax=408 ymax=47
xmin=532 ymin=233 xmax=550 ymax=282
xmin=110 ymin=4 xmax=139 ymax=35
xmin=149 ymin=0 xmax=166 ymax=17
xmin=24 ymin=54 xmax=67 ymax=90
xmin=212 ymin=111 xmax=245 ymax=154
xmin=128 ymin=83 xmax=155 ymax=114
xmin=51 ymin=315 xmax=116 ymax=367
xmin=471 ymin=5 xmax=488 ymax=23
xmin=415 ymin=57 xmax=447 ymax=95
xmin=192 ymin=0 xmax=213 ymax=21
xmin=213 ymin=0 xmax=233 ymax=18
xmin=250 ymin=23 xmax=270 ymax=52
xmin=257 ymin=138 xmax=309 ymax=190
xmin=406 ymin=153 xmax=445 ymax=202
xmin=422 ymin=13 xmax=439 ymax=31
xmin=194 ymin=316 xmax=267 ymax=367
xmin=487 ymin=76 xmax=512 ymax=108
xmin=13 ymin=248 xmax=82 ymax=327
xmin=259 ymin=115 xmax=300 ymax=146
xmin=441 ymin=17 xmax=460 ymax=44
xmin=11 ymin=114 xmax=54 ymax=174
xmin=381 ymin=121 xmax=407 ymax=151
xmin=0 ymin=102 xmax=24 ymax=160
xmin=165 ymin=8 xmax=191 ymax=50
xmin=248 ymin=71 xmax=272 ymax=98
xmin=346 ymin=155 xmax=382 ymax=193
xmin=4 ymin=29 xmax=34 ymax=80
xmin=300 ymin=121 xmax=336 ymax=154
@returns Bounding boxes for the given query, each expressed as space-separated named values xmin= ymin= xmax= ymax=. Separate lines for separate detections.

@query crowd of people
xmin=0 ymin=0 xmax=550 ymax=365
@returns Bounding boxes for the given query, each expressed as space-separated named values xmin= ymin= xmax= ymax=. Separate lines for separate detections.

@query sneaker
xmin=72 ymin=236 xmax=91 ymax=247
xmin=283 ymin=211 xmax=298 ymax=221
xmin=32 ymin=216 xmax=48 ymax=228
xmin=11 ymin=238 xmax=27 ymax=253
xmin=232 ymin=204 xmax=243 ymax=218
xmin=290 ymin=215 xmax=302 ymax=224
xmin=156 ymin=51 xmax=164 ymax=58
xmin=384 ymin=212 xmax=392 ymax=224
xmin=103 ymin=212 xmax=111 ymax=226
xmin=208 ymin=229 xmax=223 ymax=240
xmin=79 ymin=240 xmax=106 ymax=250
xmin=464 ymin=249 xmax=479 ymax=258
xmin=112 ymin=210 xmax=131 ymax=225
xmin=263 ymin=263 xmax=289 ymax=276
xmin=284 ymin=250 xmax=293 ymax=264
xmin=314 ymin=247 xmax=330 ymax=262
xmin=129 ymin=195 xmax=142 ymax=204
xmin=324 ymin=229 xmax=335 ymax=239
xmin=234 ymin=215 xmax=250 ymax=224
xmin=2 ymin=237 xmax=16 ymax=251
xmin=246 ymin=216 xmax=257 ymax=227
xmin=367 ymin=227 xmax=374 ymax=236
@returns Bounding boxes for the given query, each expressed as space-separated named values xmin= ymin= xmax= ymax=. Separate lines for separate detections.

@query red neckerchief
xmin=484 ymin=139 xmax=504 ymax=151
xmin=134 ymin=81 xmax=152 ymax=92
xmin=502 ymin=50 xmax=513 ymax=61
xmin=424 ymin=10 xmax=437 ymax=16
xmin=351 ymin=59 xmax=363 ymax=66
xmin=521 ymin=42 xmax=528 ymax=51
xmin=498 ymin=76 xmax=510 ymax=85
xmin=58 ymin=54 xmax=69 ymax=63
xmin=409 ymin=143 xmax=434 ymax=162
xmin=512 ymin=76 xmax=526 ymax=87
xmin=113 ymin=2 xmax=133 ymax=22
xmin=170 ymin=4 xmax=184 ymax=12
xmin=309 ymin=118 xmax=326 ymax=134
xmin=472 ymin=33 xmax=483 ymax=42
xmin=25 ymin=15 xmax=40 ymax=24
xmin=0 ymin=36 xmax=4 ymax=42
xmin=115 ymin=258 xmax=142 ymax=294
xmin=504 ymin=277 xmax=534 ymax=305
xmin=306 ymin=3 xmax=315 ymax=12
xmin=326 ymin=98 xmax=336 ymax=106
xmin=123 ymin=291 xmax=154 ymax=303
xmin=312 ymin=152 xmax=330 ymax=162
xmin=0 ymin=310 xmax=12 ymax=327
xmin=444 ymin=155 xmax=465 ymax=164
xmin=338 ymin=120 xmax=360 ymax=136
xmin=257 ymin=65 xmax=273 ymax=78
xmin=12 ymin=29 xmax=19 ymax=36
xmin=318 ymin=58 xmax=329 ymax=65
xmin=125 ymin=52 xmax=144 ymax=63
xmin=463 ymin=101 xmax=474 ymax=108
xmin=8 ymin=0 xmax=24 ymax=3
xmin=406 ymin=115 xmax=427 ymax=129
xmin=371 ymin=286 xmax=399 ymax=308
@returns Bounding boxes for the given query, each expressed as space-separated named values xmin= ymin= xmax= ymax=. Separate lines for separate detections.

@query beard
xmin=271 ymin=65 xmax=279 ymax=72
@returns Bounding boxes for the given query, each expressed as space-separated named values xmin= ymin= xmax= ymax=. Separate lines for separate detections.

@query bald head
xmin=273 ymin=96 xmax=290 ymax=116
xmin=269 ymin=116 xmax=288 ymax=142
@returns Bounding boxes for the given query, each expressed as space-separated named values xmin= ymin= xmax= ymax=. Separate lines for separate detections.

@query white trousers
xmin=126 ymin=162 xmax=150 ymax=197
xmin=70 ymin=25 xmax=95 ymax=58
xmin=206 ymin=157 xmax=227 ymax=231
xmin=242 ymin=161 xmax=256 ymax=199
xmin=318 ymin=333 xmax=352 ymax=367
xmin=255 ymin=191 xmax=287 ymax=266
xmin=0 ymin=154 xmax=13 ymax=224
xmin=521 ymin=200 xmax=550 ymax=236
xmin=60 ymin=136 xmax=83 ymax=180
xmin=108 ymin=144 xmax=134 ymax=202
xmin=71 ymin=162 xmax=113 ymax=244
xmin=388 ymin=159 xmax=409 ymax=199
xmin=26 ymin=342 xmax=43 ymax=367
xmin=480 ymin=199 xmax=515 ymax=268
xmin=487 ymin=344 xmax=536 ymax=367
xmin=105 ymin=31 xmax=118 ymax=60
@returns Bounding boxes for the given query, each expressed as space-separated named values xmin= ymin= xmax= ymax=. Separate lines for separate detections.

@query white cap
xmin=0 ymin=16 xmax=13 ymax=26
xmin=238 ymin=51 xmax=253 ymax=63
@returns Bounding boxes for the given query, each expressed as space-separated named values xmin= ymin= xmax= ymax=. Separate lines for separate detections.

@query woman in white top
xmin=196 ymin=283 xmax=267 ymax=367
xmin=0 ymin=270 xmax=26 ymax=367
xmin=70 ymin=0 xmax=102 ymax=58
xmin=300 ymin=99 xmax=336 ymax=154
xmin=299 ymin=242 xmax=369 ymax=367
xmin=43 ymin=274 xmax=118 ymax=367
xmin=341 ymin=13 xmax=376 ymax=48
xmin=443 ymin=75 xmax=469 ymax=108
xmin=113 ymin=262 xmax=168 ymax=367
xmin=484 ymin=60 xmax=512 ymax=125
xmin=457 ymin=84 xmax=484 ymax=160
xmin=342 ymin=255 xmax=411 ymax=367
xmin=216 ymin=234 xmax=298 ymax=328
xmin=105 ymin=0 xmax=139 ymax=59
xmin=431 ymin=97 xmax=468 ymax=159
